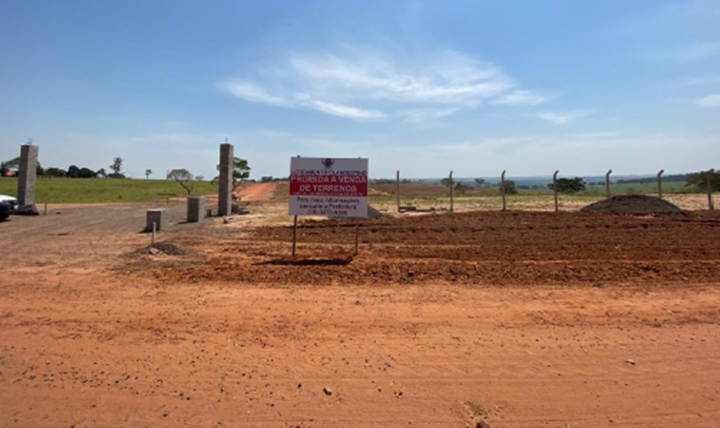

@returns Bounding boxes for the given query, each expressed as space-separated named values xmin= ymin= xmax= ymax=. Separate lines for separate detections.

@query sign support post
xmin=292 ymin=215 xmax=298 ymax=256
xmin=354 ymin=220 xmax=360 ymax=256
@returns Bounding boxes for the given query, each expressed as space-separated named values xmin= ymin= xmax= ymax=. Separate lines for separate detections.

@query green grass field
xmin=0 ymin=177 xmax=218 ymax=203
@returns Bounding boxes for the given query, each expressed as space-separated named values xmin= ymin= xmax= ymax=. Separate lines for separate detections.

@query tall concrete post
xmin=218 ymin=143 xmax=234 ymax=216
xmin=396 ymin=170 xmax=401 ymax=212
xmin=501 ymin=170 xmax=507 ymax=211
xmin=553 ymin=170 xmax=559 ymax=212
xmin=657 ymin=169 xmax=664 ymax=200
xmin=707 ymin=171 xmax=715 ymax=211
xmin=17 ymin=144 xmax=39 ymax=214
xmin=605 ymin=169 xmax=612 ymax=200
xmin=449 ymin=171 xmax=454 ymax=212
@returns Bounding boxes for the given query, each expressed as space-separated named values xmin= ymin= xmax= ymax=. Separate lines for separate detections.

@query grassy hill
xmin=0 ymin=177 xmax=217 ymax=203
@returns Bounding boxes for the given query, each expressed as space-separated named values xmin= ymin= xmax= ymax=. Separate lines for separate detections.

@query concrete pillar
xmin=187 ymin=196 xmax=205 ymax=223
xmin=218 ymin=143 xmax=234 ymax=216
xmin=146 ymin=209 xmax=169 ymax=232
xmin=657 ymin=169 xmax=664 ymax=200
xmin=17 ymin=144 xmax=39 ymax=210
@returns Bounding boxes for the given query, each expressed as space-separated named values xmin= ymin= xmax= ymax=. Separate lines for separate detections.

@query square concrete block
xmin=187 ymin=196 xmax=205 ymax=223
xmin=146 ymin=209 xmax=169 ymax=232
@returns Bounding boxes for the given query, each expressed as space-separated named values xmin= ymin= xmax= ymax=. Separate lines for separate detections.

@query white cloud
xmin=534 ymin=111 xmax=591 ymax=125
xmin=694 ymin=94 xmax=720 ymax=107
xmin=400 ymin=108 xmax=459 ymax=123
xmin=222 ymin=81 xmax=293 ymax=107
xmin=221 ymin=46 xmax=547 ymax=120
xmin=306 ymin=100 xmax=386 ymax=120
xmin=490 ymin=90 xmax=548 ymax=106
xmin=288 ymin=49 xmax=514 ymax=105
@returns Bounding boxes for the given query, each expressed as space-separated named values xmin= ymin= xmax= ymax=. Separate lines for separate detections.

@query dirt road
xmin=1 ymin=207 xmax=719 ymax=427
xmin=235 ymin=182 xmax=279 ymax=202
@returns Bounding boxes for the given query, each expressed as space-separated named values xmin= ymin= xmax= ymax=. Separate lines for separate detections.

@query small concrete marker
xmin=187 ymin=196 xmax=205 ymax=223
xmin=146 ymin=209 xmax=169 ymax=232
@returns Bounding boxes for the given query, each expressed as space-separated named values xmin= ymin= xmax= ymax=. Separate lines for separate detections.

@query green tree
xmin=686 ymin=169 xmax=720 ymax=192
xmin=232 ymin=157 xmax=250 ymax=189
xmin=96 ymin=168 xmax=108 ymax=178
xmin=67 ymin=165 xmax=81 ymax=178
xmin=440 ymin=177 xmax=452 ymax=187
xmin=474 ymin=178 xmax=485 ymax=187
xmin=500 ymin=180 xmax=518 ymax=195
xmin=214 ymin=157 xmax=251 ymax=189
xmin=44 ymin=167 xmax=67 ymax=177
xmin=110 ymin=156 xmax=123 ymax=176
xmin=145 ymin=169 xmax=152 ymax=179
xmin=167 ymin=168 xmax=195 ymax=195
xmin=548 ymin=177 xmax=586 ymax=194
xmin=78 ymin=167 xmax=96 ymax=178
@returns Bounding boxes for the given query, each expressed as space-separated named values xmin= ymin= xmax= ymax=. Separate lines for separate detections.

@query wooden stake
xmin=44 ymin=199 xmax=48 ymax=216
xmin=605 ymin=169 xmax=612 ymax=200
xmin=152 ymin=222 xmax=156 ymax=245
xmin=553 ymin=170 xmax=559 ymax=212
xmin=396 ymin=170 xmax=401 ymax=212
xmin=354 ymin=220 xmax=360 ymax=256
xmin=449 ymin=170 xmax=454 ymax=212
xmin=292 ymin=215 xmax=298 ymax=256
xmin=501 ymin=170 xmax=507 ymax=211
xmin=707 ymin=172 xmax=714 ymax=211
xmin=657 ymin=169 xmax=664 ymax=200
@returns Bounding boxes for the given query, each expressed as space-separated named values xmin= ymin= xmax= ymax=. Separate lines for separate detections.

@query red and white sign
xmin=289 ymin=157 xmax=368 ymax=218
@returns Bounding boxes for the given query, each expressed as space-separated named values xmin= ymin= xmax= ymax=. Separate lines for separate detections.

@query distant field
xmin=0 ymin=176 xmax=703 ymax=206
xmin=0 ymin=177 xmax=218 ymax=203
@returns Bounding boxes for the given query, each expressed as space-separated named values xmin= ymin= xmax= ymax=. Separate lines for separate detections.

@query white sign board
xmin=289 ymin=157 xmax=368 ymax=218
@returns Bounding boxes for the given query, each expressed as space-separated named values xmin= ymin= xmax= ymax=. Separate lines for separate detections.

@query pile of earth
xmin=581 ymin=195 xmax=683 ymax=214
xmin=137 ymin=242 xmax=187 ymax=256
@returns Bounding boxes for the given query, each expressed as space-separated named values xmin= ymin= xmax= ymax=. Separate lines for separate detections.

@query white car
xmin=0 ymin=194 xmax=19 ymax=210
xmin=0 ymin=195 xmax=19 ymax=220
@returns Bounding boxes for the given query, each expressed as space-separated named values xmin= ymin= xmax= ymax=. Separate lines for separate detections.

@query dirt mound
xmin=367 ymin=204 xmax=385 ymax=220
xmin=137 ymin=242 xmax=187 ymax=256
xmin=581 ymin=195 xmax=683 ymax=214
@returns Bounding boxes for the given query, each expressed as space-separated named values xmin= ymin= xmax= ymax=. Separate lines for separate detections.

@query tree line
xmin=0 ymin=156 xmax=128 ymax=179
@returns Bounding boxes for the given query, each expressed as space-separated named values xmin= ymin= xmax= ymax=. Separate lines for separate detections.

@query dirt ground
xmin=1 ymin=202 xmax=720 ymax=428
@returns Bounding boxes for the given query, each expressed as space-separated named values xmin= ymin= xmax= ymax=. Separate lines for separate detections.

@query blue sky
xmin=1 ymin=0 xmax=719 ymax=179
